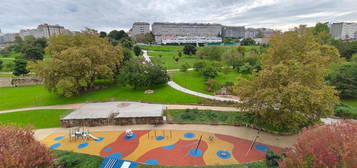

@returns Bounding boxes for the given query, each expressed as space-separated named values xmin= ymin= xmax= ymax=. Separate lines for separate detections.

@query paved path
xmin=34 ymin=124 xmax=297 ymax=148
xmin=168 ymin=81 xmax=241 ymax=103
xmin=144 ymin=50 xmax=240 ymax=103
xmin=0 ymin=102 xmax=240 ymax=114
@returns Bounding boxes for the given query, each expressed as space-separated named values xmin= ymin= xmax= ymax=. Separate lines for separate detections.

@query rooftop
xmin=62 ymin=101 xmax=164 ymax=120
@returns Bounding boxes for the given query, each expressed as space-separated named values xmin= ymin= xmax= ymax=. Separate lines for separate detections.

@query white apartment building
xmin=129 ymin=22 xmax=150 ymax=37
xmin=162 ymin=36 xmax=222 ymax=44
xmin=330 ymin=22 xmax=357 ymax=40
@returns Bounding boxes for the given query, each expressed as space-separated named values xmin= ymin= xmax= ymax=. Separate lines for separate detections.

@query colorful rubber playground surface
xmin=41 ymin=130 xmax=281 ymax=166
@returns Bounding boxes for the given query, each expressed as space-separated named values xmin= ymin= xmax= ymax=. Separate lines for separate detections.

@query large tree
xmin=29 ymin=33 xmax=123 ymax=97
xmin=234 ymin=26 xmax=340 ymax=132
xmin=13 ymin=59 xmax=29 ymax=76
xmin=327 ymin=57 xmax=357 ymax=98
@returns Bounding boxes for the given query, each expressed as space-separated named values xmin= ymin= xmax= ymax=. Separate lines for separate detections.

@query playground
xmin=41 ymin=129 xmax=281 ymax=167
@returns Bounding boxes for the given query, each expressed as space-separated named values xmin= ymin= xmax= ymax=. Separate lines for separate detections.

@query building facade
xmin=330 ymin=22 xmax=357 ymax=40
xmin=129 ymin=22 xmax=150 ymax=37
xmin=222 ymin=26 xmax=245 ymax=39
xmin=18 ymin=24 xmax=71 ymax=39
xmin=152 ymin=22 xmax=222 ymax=44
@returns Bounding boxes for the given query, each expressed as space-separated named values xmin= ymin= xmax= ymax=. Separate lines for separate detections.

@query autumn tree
xmin=280 ymin=121 xmax=357 ymax=168
xmin=234 ymin=26 xmax=340 ymax=132
xmin=0 ymin=124 xmax=54 ymax=167
xmin=29 ymin=33 xmax=123 ymax=97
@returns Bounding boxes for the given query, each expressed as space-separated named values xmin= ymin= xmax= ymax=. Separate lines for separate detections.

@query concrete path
xmin=34 ymin=124 xmax=297 ymax=148
xmin=142 ymin=50 xmax=152 ymax=63
xmin=168 ymin=81 xmax=241 ymax=103
xmin=0 ymin=102 xmax=240 ymax=114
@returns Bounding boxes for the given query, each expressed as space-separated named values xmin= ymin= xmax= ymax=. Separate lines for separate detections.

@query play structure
xmin=69 ymin=127 xmax=99 ymax=142
xmin=42 ymin=129 xmax=281 ymax=167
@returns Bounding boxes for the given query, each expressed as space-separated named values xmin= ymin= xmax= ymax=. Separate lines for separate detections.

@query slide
xmin=88 ymin=134 xmax=99 ymax=141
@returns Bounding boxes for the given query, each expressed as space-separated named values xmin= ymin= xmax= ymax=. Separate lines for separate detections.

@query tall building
xmin=19 ymin=24 xmax=71 ymax=39
xmin=3 ymin=33 xmax=18 ymax=42
xmin=222 ymin=26 xmax=245 ymax=39
xmin=330 ymin=22 xmax=357 ymax=40
xmin=152 ymin=22 xmax=222 ymax=44
xmin=0 ymin=29 xmax=4 ymax=43
xmin=129 ymin=22 xmax=150 ymax=37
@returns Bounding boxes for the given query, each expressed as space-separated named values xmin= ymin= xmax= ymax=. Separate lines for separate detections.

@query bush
xmin=280 ymin=121 xmax=357 ymax=168
xmin=335 ymin=103 xmax=357 ymax=119
xmin=196 ymin=46 xmax=224 ymax=60
xmin=180 ymin=109 xmax=198 ymax=120
xmin=205 ymin=79 xmax=221 ymax=92
xmin=193 ymin=61 xmax=206 ymax=71
xmin=53 ymin=150 xmax=103 ymax=168
xmin=133 ymin=45 xmax=142 ymax=56
xmin=0 ymin=124 xmax=54 ymax=168
xmin=183 ymin=45 xmax=197 ymax=55
xmin=265 ymin=150 xmax=283 ymax=168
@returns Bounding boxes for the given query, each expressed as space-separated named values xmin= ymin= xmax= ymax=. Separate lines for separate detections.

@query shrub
xmin=193 ymin=61 xmax=206 ymax=71
xmin=205 ymin=79 xmax=221 ymax=92
xmin=280 ymin=121 xmax=357 ymax=168
xmin=335 ymin=103 xmax=357 ymax=119
xmin=180 ymin=109 xmax=197 ymax=120
xmin=0 ymin=124 xmax=54 ymax=167
xmin=265 ymin=150 xmax=283 ymax=168
xmin=196 ymin=46 xmax=224 ymax=60
xmin=133 ymin=45 xmax=142 ymax=56
xmin=53 ymin=150 xmax=103 ymax=168
xmin=183 ymin=45 xmax=197 ymax=55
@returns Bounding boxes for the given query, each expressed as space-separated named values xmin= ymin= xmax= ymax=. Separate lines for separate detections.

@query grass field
xmin=0 ymin=84 xmax=202 ymax=110
xmin=171 ymin=70 xmax=249 ymax=95
xmin=342 ymin=99 xmax=357 ymax=108
xmin=0 ymin=109 xmax=72 ymax=129
xmin=148 ymin=51 xmax=200 ymax=69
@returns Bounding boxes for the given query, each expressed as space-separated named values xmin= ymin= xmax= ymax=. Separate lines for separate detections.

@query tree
xmin=234 ymin=26 xmax=340 ymax=132
xmin=108 ymin=30 xmax=129 ymax=41
xmin=280 ymin=121 xmax=357 ymax=168
xmin=0 ymin=60 xmax=3 ymax=70
xmin=13 ymin=59 xmax=29 ymax=76
xmin=0 ymin=124 xmax=54 ymax=167
xmin=196 ymin=46 xmax=224 ymax=60
xmin=312 ymin=23 xmax=332 ymax=44
xmin=23 ymin=46 xmax=44 ymax=60
xmin=118 ymin=58 xmax=169 ymax=89
xmin=183 ymin=45 xmax=197 ymax=55
xmin=327 ymin=58 xmax=357 ymax=98
xmin=122 ymin=48 xmax=133 ymax=63
xmin=133 ymin=45 xmax=142 ymax=56
xmin=29 ymin=33 xmax=123 ymax=97
xmin=99 ymin=31 xmax=107 ymax=38
xmin=120 ymin=37 xmax=134 ymax=49
xmin=134 ymin=33 xmax=155 ymax=44
xmin=240 ymin=38 xmax=256 ymax=46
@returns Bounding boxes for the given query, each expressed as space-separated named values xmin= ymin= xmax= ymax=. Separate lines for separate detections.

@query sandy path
xmin=34 ymin=124 xmax=297 ymax=148
xmin=0 ymin=103 xmax=85 ymax=114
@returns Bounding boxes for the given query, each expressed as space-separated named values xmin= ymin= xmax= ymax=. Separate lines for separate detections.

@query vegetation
xmin=327 ymin=56 xmax=357 ymax=98
xmin=280 ymin=121 xmax=357 ymax=168
xmin=0 ymin=84 xmax=202 ymax=110
xmin=222 ymin=47 xmax=261 ymax=73
xmin=53 ymin=150 xmax=103 ymax=168
xmin=167 ymin=109 xmax=295 ymax=134
xmin=29 ymin=33 xmax=124 ymax=97
xmin=0 ymin=124 xmax=54 ymax=168
xmin=0 ymin=109 xmax=72 ymax=129
xmin=134 ymin=45 xmax=143 ymax=56
xmin=148 ymin=51 xmax=198 ymax=69
xmin=197 ymin=46 xmax=224 ymax=60
xmin=118 ymin=58 xmax=169 ymax=89
xmin=182 ymin=45 xmax=197 ymax=55
xmin=335 ymin=103 xmax=357 ymax=119
xmin=172 ymin=70 xmax=248 ymax=95
xmin=13 ymin=59 xmax=29 ymax=76
xmin=140 ymin=45 xmax=184 ymax=52
xmin=240 ymin=38 xmax=256 ymax=46
xmin=134 ymin=33 xmax=155 ymax=44
xmin=234 ymin=26 xmax=340 ymax=133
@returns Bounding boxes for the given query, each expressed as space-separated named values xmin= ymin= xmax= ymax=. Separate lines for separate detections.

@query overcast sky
xmin=1 ymin=0 xmax=357 ymax=33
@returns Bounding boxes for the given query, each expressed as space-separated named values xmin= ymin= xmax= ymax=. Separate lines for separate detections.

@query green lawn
xmin=0 ymin=84 xmax=202 ymax=110
xmin=0 ymin=109 xmax=72 ymax=129
xmin=148 ymin=51 xmax=199 ymax=69
xmin=171 ymin=70 xmax=249 ymax=95
xmin=342 ymin=99 xmax=357 ymax=108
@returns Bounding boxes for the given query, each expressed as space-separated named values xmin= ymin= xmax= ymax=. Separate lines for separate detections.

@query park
xmin=0 ymin=25 xmax=356 ymax=168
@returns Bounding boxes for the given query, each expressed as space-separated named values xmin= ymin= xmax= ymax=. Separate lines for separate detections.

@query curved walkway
xmin=168 ymin=81 xmax=241 ymax=103
xmin=34 ymin=124 xmax=297 ymax=148
xmin=144 ymin=50 xmax=241 ymax=103
xmin=0 ymin=102 xmax=240 ymax=114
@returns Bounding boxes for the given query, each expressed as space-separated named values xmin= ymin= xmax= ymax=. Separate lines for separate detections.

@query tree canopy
xmin=29 ymin=33 xmax=123 ymax=97
xmin=234 ymin=26 xmax=340 ymax=132
xmin=183 ymin=45 xmax=197 ymax=55
xmin=240 ymin=38 xmax=256 ymax=46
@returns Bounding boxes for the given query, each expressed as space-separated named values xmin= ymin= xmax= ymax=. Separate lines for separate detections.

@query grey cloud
xmin=0 ymin=0 xmax=356 ymax=33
